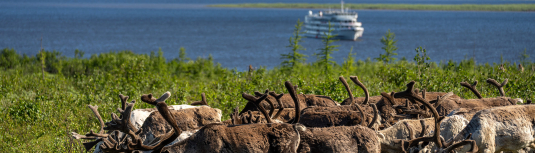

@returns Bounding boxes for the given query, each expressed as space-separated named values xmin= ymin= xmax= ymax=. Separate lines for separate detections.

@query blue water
xmin=1 ymin=1 xmax=535 ymax=70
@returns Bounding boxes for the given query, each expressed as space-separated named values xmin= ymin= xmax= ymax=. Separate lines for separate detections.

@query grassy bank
xmin=0 ymin=48 xmax=534 ymax=152
xmin=209 ymin=3 xmax=535 ymax=12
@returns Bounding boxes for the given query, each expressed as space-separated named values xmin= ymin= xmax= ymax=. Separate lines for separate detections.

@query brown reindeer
xmin=225 ymin=91 xmax=296 ymax=124
xmin=337 ymin=76 xmax=459 ymax=129
xmin=297 ymin=76 xmax=375 ymax=128
xmin=340 ymin=76 xmax=460 ymax=106
xmin=162 ymin=82 xmax=305 ymax=153
xmin=258 ymin=81 xmax=382 ymax=153
xmin=434 ymin=79 xmax=521 ymax=119
xmin=73 ymin=92 xmax=181 ymax=152
xmin=392 ymin=81 xmax=478 ymax=153
xmin=138 ymin=93 xmax=222 ymax=142
xmin=238 ymin=86 xmax=339 ymax=115
xmin=72 ymin=93 xmax=221 ymax=152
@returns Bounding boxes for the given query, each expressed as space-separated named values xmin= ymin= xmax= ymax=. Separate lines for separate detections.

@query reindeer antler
xmin=254 ymin=91 xmax=263 ymax=97
xmin=241 ymin=90 xmax=272 ymax=123
xmin=418 ymin=120 xmax=427 ymax=138
xmin=231 ymin=106 xmax=241 ymax=125
xmin=421 ymin=89 xmax=426 ymax=100
xmin=269 ymin=91 xmax=285 ymax=120
xmin=71 ymin=105 xmax=111 ymax=151
xmin=191 ymin=93 xmax=209 ymax=106
xmin=72 ymin=105 xmax=108 ymax=139
xmin=101 ymin=92 xmax=179 ymax=152
xmin=340 ymin=76 xmax=355 ymax=105
xmin=350 ymin=76 xmax=369 ymax=105
xmin=265 ymin=98 xmax=276 ymax=118
xmin=285 ymin=81 xmax=301 ymax=124
xmin=434 ymin=92 xmax=454 ymax=108
xmin=126 ymin=92 xmax=181 ymax=152
xmin=443 ymin=133 xmax=478 ymax=153
xmin=394 ymin=81 xmax=444 ymax=149
xmin=486 ymin=78 xmax=508 ymax=97
xmin=460 ymin=81 xmax=482 ymax=99
xmin=368 ymin=104 xmax=379 ymax=129
xmin=381 ymin=92 xmax=396 ymax=106
xmin=118 ymin=94 xmax=129 ymax=114
xmin=247 ymin=110 xmax=254 ymax=123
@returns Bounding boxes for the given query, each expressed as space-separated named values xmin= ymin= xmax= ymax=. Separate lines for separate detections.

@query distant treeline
xmin=209 ymin=3 xmax=535 ymax=12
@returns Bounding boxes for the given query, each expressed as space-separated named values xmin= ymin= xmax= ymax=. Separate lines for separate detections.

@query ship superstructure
xmin=304 ymin=1 xmax=364 ymax=40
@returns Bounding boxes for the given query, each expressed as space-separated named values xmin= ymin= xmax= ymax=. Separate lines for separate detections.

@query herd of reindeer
xmin=72 ymin=76 xmax=535 ymax=153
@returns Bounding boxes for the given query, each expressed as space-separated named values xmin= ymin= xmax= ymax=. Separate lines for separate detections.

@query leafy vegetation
xmin=210 ymin=3 xmax=535 ymax=12
xmin=314 ymin=22 xmax=340 ymax=74
xmin=0 ymin=43 xmax=533 ymax=152
xmin=376 ymin=29 xmax=398 ymax=64
xmin=281 ymin=19 xmax=307 ymax=71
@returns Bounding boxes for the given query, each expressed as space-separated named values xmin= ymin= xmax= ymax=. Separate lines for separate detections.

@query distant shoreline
xmin=208 ymin=3 xmax=535 ymax=12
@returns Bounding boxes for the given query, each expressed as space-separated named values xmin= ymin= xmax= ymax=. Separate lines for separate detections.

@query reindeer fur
xmin=297 ymin=125 xmax=380 ymax=153
xmin=163 ymin=123 xmax=303 ymax=153
xmin=449 ymin=105 xmax=535 ymax=153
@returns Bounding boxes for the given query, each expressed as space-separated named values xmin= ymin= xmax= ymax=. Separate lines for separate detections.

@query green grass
xmin=0 ymin=47 xmax=534 ymax=152
xmin=209 ymin=3 xmax=535 ymax=12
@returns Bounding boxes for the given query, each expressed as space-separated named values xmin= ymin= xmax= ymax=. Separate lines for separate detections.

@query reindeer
xmin=298 ymin=76 xmax=379 ymax=129
xmin=225 ymin=91 xmax=296 ymax=124
xmin=390 ymin=81 xmax=478 ymax=153
xmin=162 ymin=82 xmax=310 ymax=153
xmin=71 ymin=93 xmax=222 ymax=153
xmin=434 ymin=79 xmax=521 ymax=119
xmin=442 ymin=104 xmax=535 ymax=153
xmin=127 ymin=93 xmax=217 ymax=129
xmin=337 ymin=76 xmax=459 ymax=129
xmin=340 ymin=77 xmax=460 ymax=106
xmin=253 ymin=81 xmax=383 ymax=153
xmin=138 ymin=93 xmax=223 ymax=144
xmin=238 ymin=85 xmax=339 ymax=115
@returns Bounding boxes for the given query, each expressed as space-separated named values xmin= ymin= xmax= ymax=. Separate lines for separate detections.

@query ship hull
xmin=304 ymin=28 xmax=364 ymax=41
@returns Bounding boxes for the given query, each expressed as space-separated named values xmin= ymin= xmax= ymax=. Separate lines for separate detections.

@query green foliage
xmin=8 ymin=99 xmax=42 ymax=123
xmin=376 ymin=29 xmax=398 ymax=63
xmin=520 ymin=48 xmax=530 ymax=65
xmin=314 ymin=22 xmax=339 ymax=74
xmin=281 ymin=19 xmax=307 ymax=70
xmin=414 ymin=46 xmax=430 ymax=66
xmin=179 ymin=47 xmax=190 ymax=62
xmin=342 ymin=47 xmax=356 ymax=75
xmin=0 ymin=47 xmax=534 ymax=152
xmin=414 ymin=46 xmax=431 ymax=74
xmin=0 ymin=48 xmax=19 ymax=69
xmin=74 ymin=49 xmax=84 ymax=59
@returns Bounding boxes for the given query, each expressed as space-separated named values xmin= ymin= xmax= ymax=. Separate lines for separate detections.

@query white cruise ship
xmin=304 ymin=2 xmax=364 ymax=41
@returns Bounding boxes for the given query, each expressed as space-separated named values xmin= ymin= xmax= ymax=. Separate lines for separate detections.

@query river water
xmin=1 ymin=0 xmax=534 ymax=70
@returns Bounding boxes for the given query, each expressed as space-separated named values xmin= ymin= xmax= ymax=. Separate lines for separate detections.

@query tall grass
xmin=0 ymin=47 xmax=533 ymax=152
xmin=209 ymin=3 xmax=535 ymax=12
